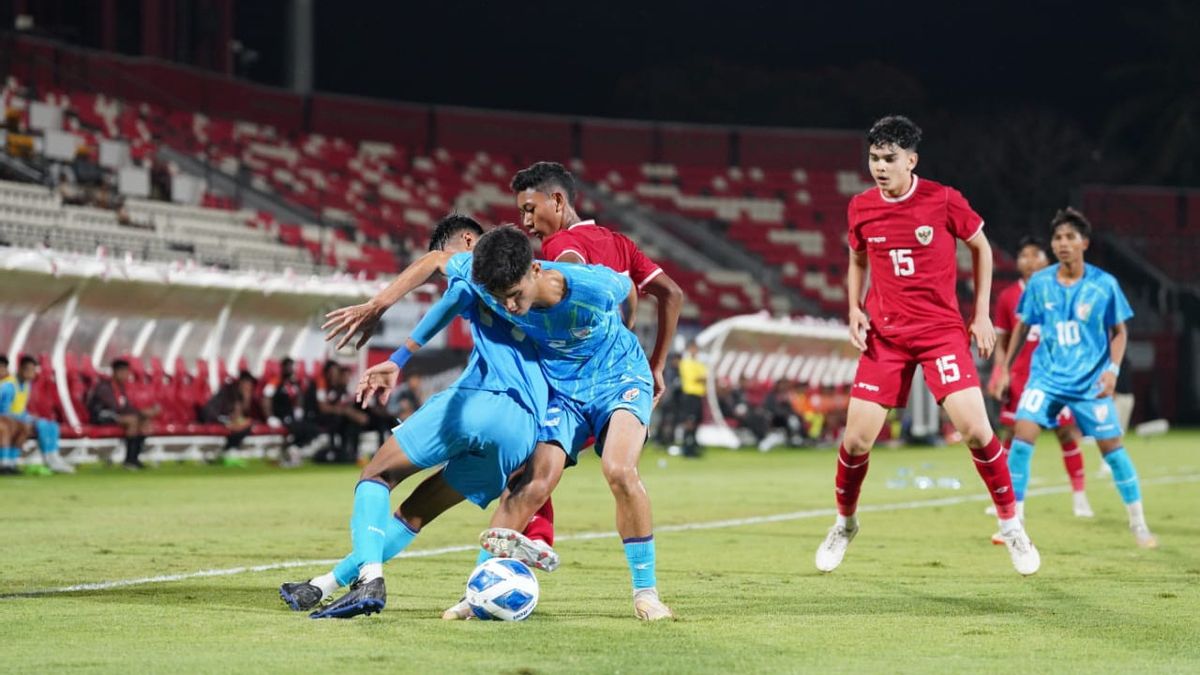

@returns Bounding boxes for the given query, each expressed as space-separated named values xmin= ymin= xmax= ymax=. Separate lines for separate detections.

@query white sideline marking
xmin=7 ymin=473 xmax=1197 ymax=598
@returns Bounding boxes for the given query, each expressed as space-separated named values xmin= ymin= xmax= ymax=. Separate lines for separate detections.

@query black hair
xmin=19 ymin=355 xmax=37 ymax=368
xmin=510 ymin=161 xmax=577 ymax=203
xmin=1015 ymin=235 xmax=1048 ymax=257
xmin=280 ymin=357 xmax=294 ymax=368
xmin=322 ymin=360 xmax=338 ymax=376
xmin=867 ymin=115 xmax=922 ymax=151
xmin=472 ymin=225 xmax=534 ymax=295
xmin=111 ymin=358 xmax=131 ymax=371
xmin=1050 ymin=207 xmax=1092 ymax=240
xmin=429 ymin=214 xmax=484 ymax=252
xmin=238 ymin=370 xmax=257 ymax=384
xmin=0 ymin=355 xmax=7 ymax=366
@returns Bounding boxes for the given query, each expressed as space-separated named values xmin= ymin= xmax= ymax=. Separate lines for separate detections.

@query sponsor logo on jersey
xmin=1076 ymin=303 xmax=1092 ymax=321
xmin=867 ymin=236 xmax=887 ymax=243
xmin=1094 ymin=404 xmax=1109 ymax=422
xmin=622 ymin=387 xmax=641 ymax=402
xmin=855 ymin=382 xmax=880 ymax=392
xmin=915 ymin=225 xmax=934 ymax=246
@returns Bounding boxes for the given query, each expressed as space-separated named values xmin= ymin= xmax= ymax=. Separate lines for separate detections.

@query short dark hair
xmin=322 ymin=360 xmax=338 ymax=376
xmin=1015 ymin=235 xmax=1047 ymax=257
xmin=0 ymin=355 xmax=7 ymax=367
xmin=511 ymin=161 xmax=577 ymax=203
xmin=429 ymin=214 xmax=484 ymax=252
xmin=19 ymin=355 xmax=37 ymax=369
xmin=111 ymin=358 xmax=131 ymax=371
xmin=280 ymin=357 xmax=294 ymax=368
xmin=238 ymin=370 xmax=257 ymax=384
xmin=867 ymin=115 xmax=922 ymax=151
xmin=472 ymin=225 xmax=534 ymax=294
xmin=1050 ymin=207 xmax=1092 ymax=240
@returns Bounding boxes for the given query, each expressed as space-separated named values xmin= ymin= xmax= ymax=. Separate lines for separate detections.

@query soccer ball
xmin=465 ymin=558 xmax=539 ymax=621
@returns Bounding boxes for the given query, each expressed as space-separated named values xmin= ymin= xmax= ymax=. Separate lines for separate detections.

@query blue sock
xmin=1007 ymin=438 xmax=1035 ymax=502
xmin=1103 ymin=447 xmax=1141 ymax=504
xmin=332 ymin=553 xmax=359 ymax=587
xmin=35 ymin=419 xmax=59 ymax=454
xmin=623 ymin=535 xmax=656 ymax=591
xmin=382 ymin=514 xmax=419 ymax=560
xmin=349 ymin=480 xmax=391 ymax=571
xmin=1 ymin=447 xmax=14 ymax=464
xmin=475 ymin=548 xmax=492 ymax=566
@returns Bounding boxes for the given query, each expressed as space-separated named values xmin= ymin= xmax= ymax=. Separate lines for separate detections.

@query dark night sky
xmin=307 ymin=0 xmax=1162 ymax=133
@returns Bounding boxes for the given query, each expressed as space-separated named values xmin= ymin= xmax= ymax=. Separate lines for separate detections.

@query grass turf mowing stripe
xmin=6 ymin=472 xmax=1195 ymax=599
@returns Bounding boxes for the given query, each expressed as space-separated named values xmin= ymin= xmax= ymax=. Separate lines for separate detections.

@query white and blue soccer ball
xmin=465 ymin=558 xmax=539 ymax=621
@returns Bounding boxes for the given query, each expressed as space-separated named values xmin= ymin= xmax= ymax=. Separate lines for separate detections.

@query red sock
xmin=971 ymin=436 xmax=1016 ymax=520
xmin=835 ymin=445 xmax=869 ymax=517
xmin=1060 ymin=439 xmax=1085 ymax=492
xmin=522 ymin=496 xmax=555 ymax=546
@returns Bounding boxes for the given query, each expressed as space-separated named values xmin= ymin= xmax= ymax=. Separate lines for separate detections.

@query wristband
xmin=1105 ymin=362 xmax=1120 ymax=376
xmin=388 ymin=345 xmax=413 ymax=370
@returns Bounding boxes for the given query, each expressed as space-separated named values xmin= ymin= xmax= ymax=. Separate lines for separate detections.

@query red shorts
xmin=851 ymin=327 xmax=979 ymax=408
xmin=1000 ymin=368 xmax=1075 ymax=428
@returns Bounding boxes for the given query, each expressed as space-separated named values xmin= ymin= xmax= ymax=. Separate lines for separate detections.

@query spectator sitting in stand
xmin=262 ymin=357 xmax=319 ymax=467
xmin=201 ymin=371 xmax=263 ymax=467
xmin=304 ymin=361 xmax=365 ymax=464
xmin=86 ymin=358 xmax=160 ymax=470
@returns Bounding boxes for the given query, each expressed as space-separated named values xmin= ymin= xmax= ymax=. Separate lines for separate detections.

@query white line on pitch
xmin=6 ymin=473 xmax=1196 ymax=598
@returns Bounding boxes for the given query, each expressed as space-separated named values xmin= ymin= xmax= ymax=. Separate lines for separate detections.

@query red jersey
xmin=994 ymin=280 xmax=1039 ymax=379
xmin=540 ymin=220 xmax=663 ymax=292
xmin=847 ymin=175 xmax=984 ymax=337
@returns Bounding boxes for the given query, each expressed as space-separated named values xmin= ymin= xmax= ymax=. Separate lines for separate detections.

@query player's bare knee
xmin=842 ymin=433 xmax=874 ymax=455
xmin=601 ymin=462 xmax=641 ymax=495
xmin=962 ymin=424 xmax=993 ymax=448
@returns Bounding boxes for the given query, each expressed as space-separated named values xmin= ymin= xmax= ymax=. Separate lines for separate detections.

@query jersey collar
xmin=879 ymin=175 xmax=919 ymax=203
xmin=567 ymin=219 xmax=596 ymax=230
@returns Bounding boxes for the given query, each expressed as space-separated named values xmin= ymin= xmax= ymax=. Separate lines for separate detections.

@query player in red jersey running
xmin=989 ymin=236 xmax=1091 ymax=521
xmin=813 ymin=115 xmax=1039 ymax=576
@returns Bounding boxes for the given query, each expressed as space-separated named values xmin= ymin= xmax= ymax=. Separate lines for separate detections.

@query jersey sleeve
xmin=846 ymin=198 xmax=866 ymax=252
xmin=946 ymin=188 xmax=985 ymax=241
xmin=542 ymin=231 xmax=587 ymax=264
xmin=1104 ymin=276 xmax=1135 ymax=327
xmin=576 ymin=265 xmax=633 ymax=311
xmin=411 ymin=280 xmax=476 ymax=346
xmin=993 ymin=286 xmax=1016 ymax=333
xmin=444 ymin=252 xmax=473 ymax=282
xmin=621 ymin=235 xmax=663 ymax=290
xmin=1016 ymin=277 xmax=1044 ymax=326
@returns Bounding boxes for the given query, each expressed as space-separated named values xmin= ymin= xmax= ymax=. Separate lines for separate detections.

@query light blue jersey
xmin=393 ymin=280 xmax=549 ymax=507
xmin=1017 ymin=263 xmax=1133 ymax=399
xmin=445 ymin=253 xmax=653 ymax=459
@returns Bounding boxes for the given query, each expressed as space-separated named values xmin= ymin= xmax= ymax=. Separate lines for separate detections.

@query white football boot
xmin=45 ymin=453 xmax=76 ymax=474
xmin=441 ymin=597 xmax=473 ymax=621
xmin=633 ymin=588 xmax=674 ymax=621
xmin=999 ymin=527 xmax=1040 ymax=576
xmin=1072 ymin=492 xmax=1094 ymax=518
xmin=1131 ymin=524 xmax=1159 ymax=549
xmin=815 ymin=522 xmax=858 ymax=572
xmin=479 ymin=528 xmax=560 ymax=572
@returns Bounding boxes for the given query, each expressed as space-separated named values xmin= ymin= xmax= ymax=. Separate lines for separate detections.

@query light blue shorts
xmin=538 ymin=374 xmax=653 ymax=465
xmin=1015 ymin=379 xmax=1122 ymax=440
xmin=393 ymin=387 xmax=538 ymax=508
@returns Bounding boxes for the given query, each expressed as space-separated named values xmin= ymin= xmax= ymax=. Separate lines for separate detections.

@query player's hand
xmin=356 ymin=361 xmax=400 ymax=408
xmin=847 ymin=307 xmax=870 ymax=351
xmin=323 ymin=300 xmax=386 ymax=351
xmin=970 ymin=315 xmax=996 ymax=360
xmin=1096 ymin=371 xmax=1117 ymax=399
xmin=651 ymin=368 xmax=666 ymax=408
xmin=990 ymin=370 xmax=1010 ymax=401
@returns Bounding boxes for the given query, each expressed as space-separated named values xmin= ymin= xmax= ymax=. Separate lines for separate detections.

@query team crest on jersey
xmin=622 ymin=388 xmax=640 ymax=402
xmin=914 ymin=225 xmax=934 ymax=246
xmin=1076 ymin=303 xmax=1092 ymax=321
xmin=570 ymin=327 xmax=592 ymax=340
xmin=1094 ymin=404 xmax=1109 ymax=423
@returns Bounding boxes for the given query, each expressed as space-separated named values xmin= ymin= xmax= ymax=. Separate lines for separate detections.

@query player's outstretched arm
xmin=323 ymin=250 xmax=455 ymax=350
xmin=641 ymin=273 xmax=683 ymax=405
xmin=1097 ymin=322 xmax=1128 ymax=398
xmin=846 ymin=248 xmax=871 ymax=351
xmin=965 ymin=232 xmax=996 ymax=359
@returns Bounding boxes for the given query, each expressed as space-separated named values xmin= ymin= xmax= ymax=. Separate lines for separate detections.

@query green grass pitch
xmin=2 ymin=431 xmax=1198 ymax=673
